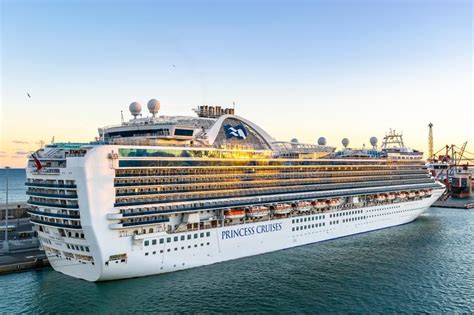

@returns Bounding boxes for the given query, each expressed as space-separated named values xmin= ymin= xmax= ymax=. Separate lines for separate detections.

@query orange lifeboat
xmin=296 ymin=201 xmax=312 ymax=212
xmin=408 ymin=191 xmax=416 ymax=198
xmin=273 ymin=203 xmax=292 ymax=215
xmin=314 ymin=200 xmax=327 ymax=209
xmin=425 ymin=189 xmax=433 ymax=197
xmin=398 ymin=192 xmax=407 ymax=199
xmin=418 ymin=190 xmax=426 ymax=197
xmin=328 ymin=198 xmax=342 ymax=207
xmin=224 ymin=209 xmax=246 ymax=219
xmin=248 ymin=206 xmax=269 ymax=218
xmin=387 ymin=194 xmax=396 ymax=200
xmin=376 ymin=194 xmax=386 ymax=202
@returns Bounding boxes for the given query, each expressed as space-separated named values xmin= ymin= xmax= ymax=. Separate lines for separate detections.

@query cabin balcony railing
xmin=26 ymin=191 xmax=78 ymax=199
xmin=25 ymin=182 xmax=77 ymax=189
xmin=114 ymin=175 xmax=430 ymax=196
xmin=27 ymin=199 xmax=79 ymax=209
xmin=109 ymin=218 xmax=169 ymax=229
xmin=30 ymin=218 xmax=82 ymax=230
xmin=30 ymin=168 xmax=62 ymax=175
xmin=108 ymin=182 xmax=441 ymax=217
xmin=28 ymin=209 xmax=80 ymax=219
xmin=113 ymin=178 xmax=432 ymax=206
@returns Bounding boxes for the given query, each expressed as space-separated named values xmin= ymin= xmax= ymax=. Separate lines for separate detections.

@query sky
xmin=1 ymin=0 xmax=472 ymax=167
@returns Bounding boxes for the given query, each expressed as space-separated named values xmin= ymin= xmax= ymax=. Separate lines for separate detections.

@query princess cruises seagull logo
xmin=224 ymin=124 xmax=248 ymax=140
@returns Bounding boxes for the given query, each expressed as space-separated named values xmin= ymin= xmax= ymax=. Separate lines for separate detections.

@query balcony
xmin=113 ymin=178 xmax=433 ymax=207
xmin=28 ymin=209 xmax=80 ymax=219
xmin=109 ymin=218 xmax=169 ymax=229
xmin=25 ymin=182 xmax=77 ymax=189
xmin=27 ymin=200 xmax=79 ymax=209
xmin=26 ymin=191 xmax=78 ymax=199
xmin=30 ymin=218 xmax=82 ymax=230
xmin=110 ymin=182 xmax=442 ymax=216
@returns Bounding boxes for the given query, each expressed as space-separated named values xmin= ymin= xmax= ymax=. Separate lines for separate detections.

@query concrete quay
xmin=0 ymin=248 xmax=49 ymax=275
xmin=432 ymin=198 xmax=474 ymax=209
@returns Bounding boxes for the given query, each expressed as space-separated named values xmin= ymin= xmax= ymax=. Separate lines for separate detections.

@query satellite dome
xmin=342 ymin=138 xmax=349 ymax=148
xmin=317 ymin=137 xmax=327 ymax=146
xmin=291 ymin=138 xmax=299 ymax=144
xmin=129 ymin=102 xmax=142 ymax=118
xmin=370 ymin=136 xmax=378 ymax=148
xmin=147 ymin=99 xmax=160 ymax=117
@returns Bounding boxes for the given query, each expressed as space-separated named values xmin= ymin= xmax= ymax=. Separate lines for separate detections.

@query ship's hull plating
xmin=43 ymin=190 xmax=443 ymax=282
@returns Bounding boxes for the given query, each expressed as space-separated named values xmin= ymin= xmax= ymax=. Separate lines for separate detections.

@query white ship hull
xmin=43 ymin=189 xmax=442 ymax=282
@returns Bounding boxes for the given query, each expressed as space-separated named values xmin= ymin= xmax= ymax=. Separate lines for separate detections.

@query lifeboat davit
xmin=408 ymin=191 xmax=416 ymax=198
xmin=224 ymin=209 xmax=246 ymax=219
xmin=297 ymin=201 xmax=312 ymax=212
xmin=273 ymin=203 xmax=292 ymax=215
xmin=425 ymin=189 xmax=433 ymax=197
xmin=398 ymin=192 xmax=407 ymax=199
xmin=248 ymin=206 xmax=269 ymax=218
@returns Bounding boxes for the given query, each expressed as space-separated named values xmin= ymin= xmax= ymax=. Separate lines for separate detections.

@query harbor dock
xmin=0 ymin=249 xmax=49 ymax=275
xmin=432 ymin=198 xmax=474 ymax=209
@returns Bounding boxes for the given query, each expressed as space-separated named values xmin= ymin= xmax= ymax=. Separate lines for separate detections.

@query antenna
xmin=51 ymin=136 xmax=55 ymax=144
xmin=233 ymin=101 xmax=235 ymax=110
xmin=121 ymin=110 xmax=124 ymax=124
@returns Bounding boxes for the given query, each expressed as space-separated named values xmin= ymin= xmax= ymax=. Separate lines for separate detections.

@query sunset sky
xmin=1 ymin=0 xmax=472 ymax=168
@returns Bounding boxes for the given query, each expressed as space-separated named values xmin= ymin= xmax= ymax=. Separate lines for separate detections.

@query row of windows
xmin=145 ymin=242 xmax=211 ymax=256
xmin=66 ymin=243 xmax=90 ymax=252
xmin=342 ymin=216 xmax=366 ymax=223
xmin=330 ymin=210 xmax=363 ymax=218
xmin=115 ymin=175 xmax=428 ymax=196
xmin=368 ymin=205 xmax=401 ymax=212
xmin=119 ymin=148 xmax=270 ymax=159
xmin=292 ymin=215 xmax=325 ymax=224
xmin=118 ymin=157 xmax=423 ymax=168
xmin=28 ymin=197 xmax=79 ymax=208
xmin=38 ymin=225 xmax=85 ymax=240
xmin=292 ymin=222 xmax=326 ymax=231
xmin=115 ymin=178 xmax=431 ymax=206
xmin=144 ymin=231 xmax=211 ymax=246
xmin=116 ymin=165 xmax=424 ymax=177
xmin=114 ymin=170 xmax=428 ymax=186
xmin=329 ymin=220 xmax=340 ymax=225
xmin=368 ymin=207 xmax=420 ymax=218
xmin=25 ymin=178 xmax=75 ymax=187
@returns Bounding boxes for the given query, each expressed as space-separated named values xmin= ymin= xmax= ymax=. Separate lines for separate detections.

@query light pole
xmin=3 ymin=166 xmax=10 ymax=253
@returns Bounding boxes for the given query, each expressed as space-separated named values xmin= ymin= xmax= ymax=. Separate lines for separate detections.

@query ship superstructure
xmin=26 ymin=100 xmax=445 ymax=281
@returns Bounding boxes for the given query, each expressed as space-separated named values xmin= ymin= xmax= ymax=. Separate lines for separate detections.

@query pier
xmin=0 ymin=202 xmax=50 ymax=274
xmin=432 ymin=198 xmax=474 ymax=209
xmin=0 ymin=249 xmax=49 ymax=275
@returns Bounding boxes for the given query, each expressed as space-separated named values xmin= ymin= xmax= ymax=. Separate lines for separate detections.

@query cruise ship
xmin=25 ymin=100 xmax=445 ymax=281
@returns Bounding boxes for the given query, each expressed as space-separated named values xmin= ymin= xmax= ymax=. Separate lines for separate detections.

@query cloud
xmin=12 ymin=140 xmax=29 ymax=144
xmin=0 ymin=151 xmax=6 ymax=154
